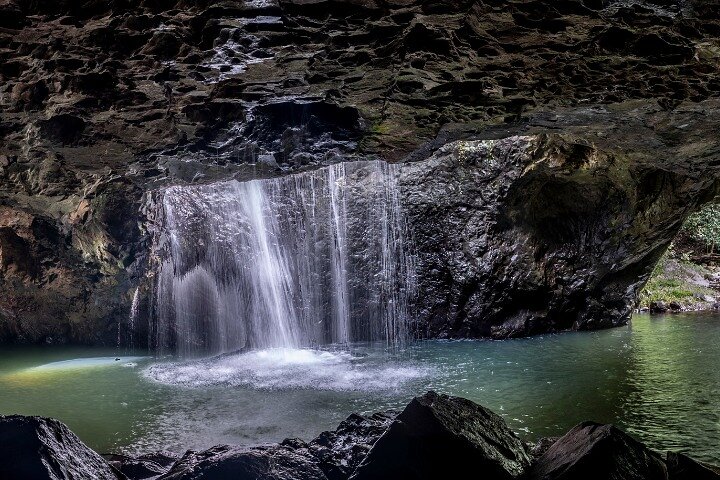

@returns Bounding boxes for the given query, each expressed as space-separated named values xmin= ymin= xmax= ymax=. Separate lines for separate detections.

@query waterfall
xmin=128 ymin=287 xmax=140 ymax=352
xmin=150 ymin=161 xmax=415 ymax=357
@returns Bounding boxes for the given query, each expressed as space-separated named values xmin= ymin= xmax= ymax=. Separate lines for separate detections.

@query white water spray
xmin=150 ymin=161 xmax=415 ymax=357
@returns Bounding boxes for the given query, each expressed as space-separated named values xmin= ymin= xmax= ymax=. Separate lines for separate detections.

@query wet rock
xmin=530 ymin=437 xmax=560 ymax=459
xmin=105 ymin=451 xmax=181 ymax=480
xmin=307 ymin=411 xmax=397 ymax=480
xmin=350 ymin=391 xmax=531 ymax=480
xmin=650 ymin=301 xmax=669 ymax=313
xmin=158 ymin=444 xmax=327 ymax=480
xmin=399 ymin=134 xmax=719 ymax=338
xmin=0 ymin=415 xmax=124 ymax=480
xmin=114 ymin=458 xmax=166 ymax=480
xmin=528 ymin=421 xmax=668 ymax=480
xmin=666 ymin=452 xmax=720 ymax=480
xmin=668 ymin=301 xmax=683 ymax=312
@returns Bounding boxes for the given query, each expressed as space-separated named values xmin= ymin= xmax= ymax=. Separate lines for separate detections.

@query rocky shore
xmin=1 ymin=391 xmax=718 ymax=480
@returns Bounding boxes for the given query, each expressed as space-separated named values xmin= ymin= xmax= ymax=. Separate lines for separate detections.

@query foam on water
xmin=26 ymin=356 xmax=148 ymax=373
xmin=143 ymin=348 xmax=430 ymax=392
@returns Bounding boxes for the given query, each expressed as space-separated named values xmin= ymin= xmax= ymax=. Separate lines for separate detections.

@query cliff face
xmin=1 ymin=0 xmax=719 ymax=344
xmin=400 ymin=127 xmax=719 ymax=338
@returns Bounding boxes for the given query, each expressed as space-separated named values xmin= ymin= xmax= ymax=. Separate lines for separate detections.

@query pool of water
xmin=0 ymin=313 xmax=719 ymax=463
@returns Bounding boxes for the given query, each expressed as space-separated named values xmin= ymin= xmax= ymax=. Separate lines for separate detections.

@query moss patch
xmin=639 ymin=257 xmax=716 ymax=308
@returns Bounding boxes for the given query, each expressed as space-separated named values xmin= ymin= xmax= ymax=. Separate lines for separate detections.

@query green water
xmin=0 ymin=313 xmax=718 ymax=463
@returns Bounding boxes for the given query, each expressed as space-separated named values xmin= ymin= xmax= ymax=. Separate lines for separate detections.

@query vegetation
xmin=639 ymin=253 xmax=716 ymax=308
xmin=639 ymin=202 xmax=720 ymax=309
xmin=681 ymin=202 xmax=720 ymax=254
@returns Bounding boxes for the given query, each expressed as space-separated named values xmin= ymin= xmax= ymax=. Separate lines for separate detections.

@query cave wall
xmin=1 ymin=0 xmax=720 ymax=344
xmin=400 ymin=134 xmax=719 ymax=338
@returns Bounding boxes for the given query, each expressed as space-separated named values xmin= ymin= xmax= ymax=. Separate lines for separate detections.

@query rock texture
xmin=398 ymin=128 xmax=720 ymax=338
xmin=4 ymin=393 xmax=718 ymax=480
xmin=666 ymin=452 xmax=720 ymax=480
xmin=158 ymin=444 xmax=328 ymax=480
xmin=0 ymin=415 xmax=125 ymax=480
xmin=1 ymin=0 xmax=720 ymax=343
xmin=528 ymin=421 xmax=668 ymax=480
xmin=350 ymin=391 xmax=531 ymax=479
xmin=154 ymin=410 xmax=395 ymax=480
xmin=305 ymin=411 xmax=397 ymax=480
xmin=0 ymin=392 xmax=720 ymax=480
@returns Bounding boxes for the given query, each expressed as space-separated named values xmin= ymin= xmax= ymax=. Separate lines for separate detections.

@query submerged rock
xmin=650 ymin=301 xmax=669 ymax=313
xmin=529 ymin=421 xmax=668 ymax=480
xmin=0 ymin=415 xmax=124 ymax=480
xmin=350 ymin=391 xmax=531 ymax=480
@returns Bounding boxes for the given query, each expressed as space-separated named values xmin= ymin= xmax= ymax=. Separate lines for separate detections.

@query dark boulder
xmin=528 ymin=422 xmax=668 ymax=480
xmin=650 ymin=301 xmax=669 ymax=313
xmin=530 ymin=437 xmax=560 ymax=459
xmin=105 ymin=452 xmax=179 ymax=480
xmin=0 ymin=415 xmax=124 ymax=480
xmin=115 ymin=458 xmax=166 ymax=480
xmin=158 ymin=444 xmax=327 ymax=480
xmin=350 ymin=391 xmax=531 ymax=480
xmin=666 ymin=452 xmax=720 ymax=480
xmin=307 ymin=411 xmax=397 ymax=480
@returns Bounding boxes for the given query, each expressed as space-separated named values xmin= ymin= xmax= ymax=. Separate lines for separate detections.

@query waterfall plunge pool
xmin=0 ymin=313 xmax=719 ymax=463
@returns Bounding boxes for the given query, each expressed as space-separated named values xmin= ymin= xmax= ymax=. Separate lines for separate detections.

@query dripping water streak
xmin=129 ymin=287 xmax=140 ymax=353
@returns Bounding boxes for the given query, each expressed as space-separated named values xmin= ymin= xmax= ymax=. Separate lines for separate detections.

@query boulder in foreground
xmin=0 ymin=415 xmax=124 ymax=480
xmin=158 ymin=444 xmax=327 ymax=480
xmin=667 ymin=452 xmax=720 ymax=480
xmin=350 ymin=391 xmax=531 ymax=480
xmin=529 ymin=421 xmax=667 ymax=480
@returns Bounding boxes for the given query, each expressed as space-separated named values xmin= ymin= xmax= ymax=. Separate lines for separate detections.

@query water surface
xmin=0 ymin=313 xmax=718 ymax=463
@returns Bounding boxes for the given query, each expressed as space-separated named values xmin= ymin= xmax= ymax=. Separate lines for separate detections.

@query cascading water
xmin=128 ymin=287 xmax=140 ymax=352
xmin=149 ymin=161 xmax=416 ymax=357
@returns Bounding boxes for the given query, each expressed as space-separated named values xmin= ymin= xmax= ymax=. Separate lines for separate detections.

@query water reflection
xmin=620 ymin=315 xmax=720 ymax=457
xmin=0 ymin=313 xmax=718 ymax=463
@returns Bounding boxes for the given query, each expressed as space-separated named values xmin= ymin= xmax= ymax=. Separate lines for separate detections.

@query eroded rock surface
xmin=666 ymin=452 xmax=720 ymax=480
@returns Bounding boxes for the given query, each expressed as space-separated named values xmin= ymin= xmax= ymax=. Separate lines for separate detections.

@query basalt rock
xmin=157 ymin=444 xmax=328 ymax=480
xmin=528 ymin=422 xmax=668 ymax=480
xmin=105 ymin=451 xmax=180 ymax=480
xmin=666 ymin=452 xmax=720 ymax=480
xmin=350 ymin=391 xmax=532 ymax=479
xmin=1 ymin=0 xmax=720 ymax=343
xmin=2 ymin=396 xmax=720 ymax=480
xmin=397 ymin=130 xmax=719 ymax=338
xmin=306 ymin=411 xmax=397 ymax=480
xmin=126 ymin=410 xmax=395 ymax=480
xmin=0 ymin=415 xmax=125 ymax=480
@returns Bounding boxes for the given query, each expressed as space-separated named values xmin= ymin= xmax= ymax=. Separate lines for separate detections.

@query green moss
xmin=369 ymin=121 xmax=391 ymax=135
xmin=639 ymin=257 xmax=716 ymax=308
